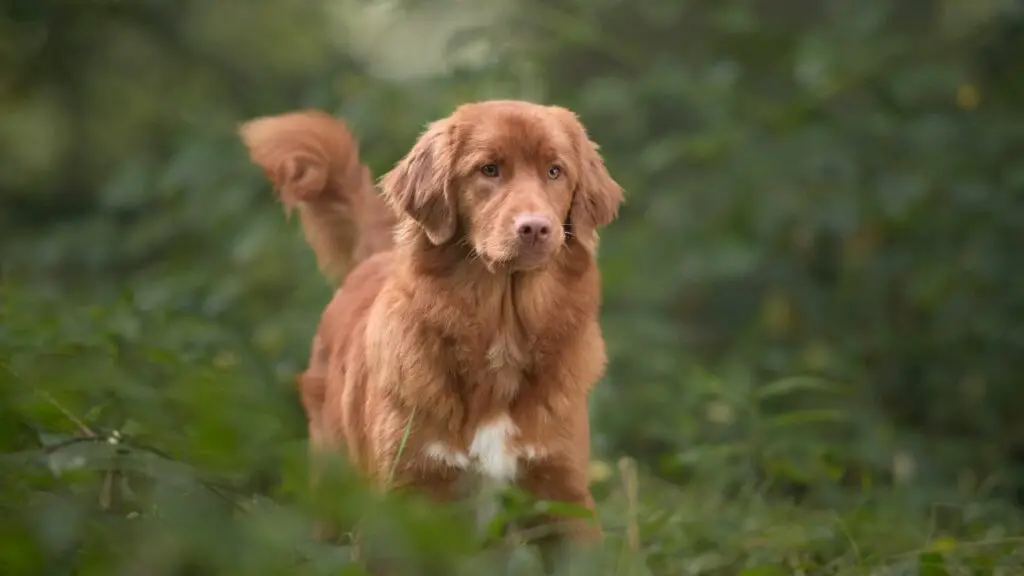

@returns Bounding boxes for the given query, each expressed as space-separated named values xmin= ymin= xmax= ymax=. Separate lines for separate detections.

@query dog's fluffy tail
xmin=239 ymin=110 xmax=395 ymax=284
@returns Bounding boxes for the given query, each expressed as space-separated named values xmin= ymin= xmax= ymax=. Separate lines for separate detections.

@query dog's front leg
xmin=518 ymin=458 xmax=602 ymax=573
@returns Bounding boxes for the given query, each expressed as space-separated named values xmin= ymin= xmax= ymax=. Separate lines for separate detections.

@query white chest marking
xmin=469 ymin=415 xmax=519 ymax=482
xmin=422 ymin=414 xmax=549 ymax=482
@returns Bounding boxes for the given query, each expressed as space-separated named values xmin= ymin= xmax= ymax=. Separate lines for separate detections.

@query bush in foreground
xmin=3 ymin=289 xmax=1023 ymax=575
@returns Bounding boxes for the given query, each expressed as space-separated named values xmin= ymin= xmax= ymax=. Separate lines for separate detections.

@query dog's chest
xmin=425 ymin=413 xmax=548 ymax=531
xmin=426 ymin=330 xmax=549 ymax=525
xmin=425 ymin=414 xmax=547 ymax=483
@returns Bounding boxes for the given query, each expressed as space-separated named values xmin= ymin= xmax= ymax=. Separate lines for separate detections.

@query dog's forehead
xmin=454 ymin=104 xmax=572 ymax=159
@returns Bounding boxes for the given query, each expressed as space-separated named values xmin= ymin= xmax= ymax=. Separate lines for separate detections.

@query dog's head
xmin=380 ymin=100 xmax=623 ymax=271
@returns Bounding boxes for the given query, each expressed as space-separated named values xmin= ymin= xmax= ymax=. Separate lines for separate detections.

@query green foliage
xmin=3 ymin=0 xmax=1024 ymax=573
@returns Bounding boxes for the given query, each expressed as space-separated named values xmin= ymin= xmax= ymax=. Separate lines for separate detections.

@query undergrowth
xmin=2 ymin=289 xmax=1022 ymax=575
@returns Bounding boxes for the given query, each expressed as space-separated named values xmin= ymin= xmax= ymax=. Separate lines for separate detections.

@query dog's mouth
xmin=479 ymin=245 xmax=559 ymax=274
xmin=513 ymin=247 xmax=557 ymax=270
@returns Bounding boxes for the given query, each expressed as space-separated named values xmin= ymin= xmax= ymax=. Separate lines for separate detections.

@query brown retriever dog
xmin=239 ymin=100 xmax=623 ymax=564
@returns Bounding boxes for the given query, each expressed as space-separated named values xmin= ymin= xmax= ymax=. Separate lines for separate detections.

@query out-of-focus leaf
xmin=756 ymin=377 xmax=845 ymax=400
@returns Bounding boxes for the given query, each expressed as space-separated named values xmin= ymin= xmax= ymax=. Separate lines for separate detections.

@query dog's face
xmin=380 ymin=100 xmax=623 ymax=271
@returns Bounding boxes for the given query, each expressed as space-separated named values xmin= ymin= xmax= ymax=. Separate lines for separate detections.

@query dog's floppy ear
xmin=379 ymin=120 xmax=458 ymax=245
xmin=551 ymin=107 xmax=624 ymax=251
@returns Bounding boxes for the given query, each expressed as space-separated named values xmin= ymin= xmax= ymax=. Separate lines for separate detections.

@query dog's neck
xmin=394 ymin=226 xmax=597 ymax=350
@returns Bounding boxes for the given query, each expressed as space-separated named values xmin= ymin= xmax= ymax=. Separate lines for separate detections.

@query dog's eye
xmin=480 ymin=164 xmax=500 ymax=178
xmin=547 ymin=165 xmax=562 ymax=180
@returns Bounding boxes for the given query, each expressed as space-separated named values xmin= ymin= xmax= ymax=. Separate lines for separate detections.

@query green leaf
xmin=738 ymin=567 xmax=789 ymax=576
xmin=918 ymin=551 xmax=950 ymax=576
xmin=756 ymin=377 xmax=845 ymax=400
xmin=762 ymin=410 xmax=848 ymax=430
xmin=532 ymin=500 xmax=593 ymax=520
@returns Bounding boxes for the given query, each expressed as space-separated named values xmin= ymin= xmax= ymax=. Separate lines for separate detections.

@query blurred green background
xmin=3 ymin=0 xmax=1024 ymax=574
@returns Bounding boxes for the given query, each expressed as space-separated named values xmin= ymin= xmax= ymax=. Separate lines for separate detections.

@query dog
xmin=239 ymin=100 xmax=623 ymax=567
